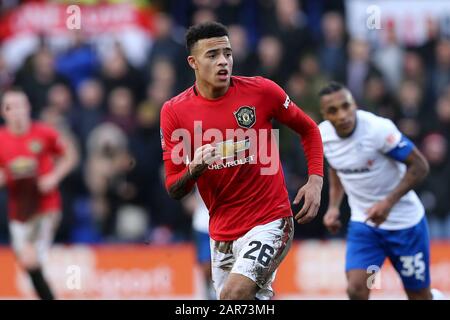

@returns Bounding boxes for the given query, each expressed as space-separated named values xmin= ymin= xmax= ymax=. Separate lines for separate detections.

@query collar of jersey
xmin=193 ymin=77 xmax=235 ymax=103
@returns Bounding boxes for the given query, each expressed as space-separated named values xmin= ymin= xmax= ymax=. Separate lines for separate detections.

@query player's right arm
xmin=164 ymin=144 xmax=220 ymax=200
xmin=323 ymin=166 xmax=344 ymax=234
xmin=160 ymin=101 xmax=220 ymax=200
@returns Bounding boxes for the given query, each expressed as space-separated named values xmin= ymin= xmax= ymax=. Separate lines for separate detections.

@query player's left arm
xmin=264 ymin=78 xmax=324 ymax=224
xmin=366 ymin=130 xmax=429 ymax=226
xmin=0 ymin=153 xmax=5 ymax=188
xmin=38 ymin=129 xmax=79 ymax=194
xmin=0 ymin=168 xmax=5 ymax=188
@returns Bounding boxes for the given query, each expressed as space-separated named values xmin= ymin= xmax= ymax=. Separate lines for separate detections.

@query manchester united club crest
xmin=233 ymin=106 xmax=256 ymax=129
xmin=28 ymin=140 xmax=43 ymax=154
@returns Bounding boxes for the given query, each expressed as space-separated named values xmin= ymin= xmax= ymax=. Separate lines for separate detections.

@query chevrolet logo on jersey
xmin=216 ymin=139 xmax=250 ymax=159
xmin=234 ymin=106 xmax=256 ymax=129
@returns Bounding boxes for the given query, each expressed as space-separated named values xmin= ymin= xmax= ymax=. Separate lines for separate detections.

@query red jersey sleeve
xmin=262 ymin=78 xmax=324 ymax=177
xmin=160 ymin=101 xmax=196 ymax=193
xmin=45 ymin=125 xmax=65 ymax=157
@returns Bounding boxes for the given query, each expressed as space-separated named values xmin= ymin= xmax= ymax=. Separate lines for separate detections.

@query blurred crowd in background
xmin=0 ymin=0 xmax=449 ymax=245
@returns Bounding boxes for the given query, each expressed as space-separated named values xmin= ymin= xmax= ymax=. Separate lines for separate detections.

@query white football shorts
xmin=210 ymin=216 xmax=294 ymax=300
xmin=9 ymin=212 xmax=61 ymax=264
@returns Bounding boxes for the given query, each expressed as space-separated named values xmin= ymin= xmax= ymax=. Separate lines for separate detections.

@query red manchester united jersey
xmin=161 ymin=76 xmax=323 ymax=241
xmin=0 ymin=122 xmax=65 ymax=221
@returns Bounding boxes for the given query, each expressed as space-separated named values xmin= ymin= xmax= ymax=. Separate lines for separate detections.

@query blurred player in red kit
xmin=0 ymin=88 xmax=78 ymax=300
xmin=160 ymin=22 xmax=324 ymax=300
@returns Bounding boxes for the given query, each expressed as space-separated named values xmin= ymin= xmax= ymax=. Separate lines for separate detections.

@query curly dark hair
xmin=185 ymin=21 xmax=229 ymax=54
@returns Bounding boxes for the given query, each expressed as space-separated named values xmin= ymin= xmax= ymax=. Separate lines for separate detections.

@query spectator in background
xmin=402 ymin=51 xmax=426 ymax=89
xmin=44 ymin=83 xmax=74 ymax=124
xmin=216 ymin=0 xmax=246 ymax=26
xmin=285 ymin=72 xmax=306 ymax=105
xmin=319 ymin=11 xmax=347 ymax=82
xmin=55 ymin=31 xmax=99 ymax=91
xmin=254 ymin=35 xmax=286 ymax=84
xmin=402 ymin=50 xmax=434 ymax=114
xmin=260 ymin=0 xmax=313 ymax=76
xmin=373 ymin=21 xmax=404 ymax=92
xmin=362 ymin=75 xmax=397 ymax=120
xmin=396 ymin=80 xmax=425 ymax=142
xmin=419 ymin=133 xmax=450 ymax=239
xmin=435 ymin=93 xmax=450 ymax=140
xmin=148 ymin=13 xmax=185 ymax=68
xmin=128 ymin=82 xmax=168 ymax=218
xmin=14 ymin=46 xmax=69 ymax=118
xmin=99 ymin=43 xmax=145 ymax=102
xmin=345 ymin=39 xmax=381 ymax=103
xmin=192 ymin=7 xmax=218 ymax=26
xmin=227 ymin=24 xmax=254 ymax=76
xmin=429 ymin=39 xmax=450 ymax=101
xmin=85 ymin=122 xmax=134 ymax=239
xmin=296 ymin=53 xmax=328 ymax=121
xmin=71 ymin=79 xmax=106 ymax=158
xmin=149 ymin=58 xmax=177 ymax=93
xmin=105 ymin=87 xmax=136 ymax=135
xmin=0 ymin=53 xmax=14 ymax=92
xmin=418 ymin=17 xmax=441 ymax=68
xmin=146 ymin=13 xmax=189 ymax=92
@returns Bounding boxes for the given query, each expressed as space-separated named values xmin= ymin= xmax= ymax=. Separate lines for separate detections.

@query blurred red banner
xmin=0 ymin=2 xmax=155 ymax=40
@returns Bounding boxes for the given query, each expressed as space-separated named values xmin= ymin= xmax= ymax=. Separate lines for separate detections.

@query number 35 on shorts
xmin=399 ymin=252 xmax=426 ymax=281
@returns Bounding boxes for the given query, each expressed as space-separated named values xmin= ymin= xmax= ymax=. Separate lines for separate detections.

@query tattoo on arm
xmin=168 ymin=168 xmax=195 ymax=200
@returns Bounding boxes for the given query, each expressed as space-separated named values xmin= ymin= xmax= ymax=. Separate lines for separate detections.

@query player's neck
xmin=195 ymin=79 xmax=230 ymax=100
xmin=7 ymin=122 xmax=30 ymax=136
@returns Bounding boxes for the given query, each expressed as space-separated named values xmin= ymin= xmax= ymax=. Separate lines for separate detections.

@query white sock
xmin=431 ymin=288 xmax=446 ymax=300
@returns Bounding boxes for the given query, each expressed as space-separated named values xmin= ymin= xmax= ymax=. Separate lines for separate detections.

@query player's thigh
xmin=220 ymin=272 xmax=258 ymax=300
xmin=8 ymin=220 xmax=31 ymax=256
xmin=210 ymin=239 xmax=235 ymax=299
xmin=34 ymin=212 xmax=61 ymax=263
xmin=346 ymin=221 xmax=386 ymax=273
xmin=8 ymin=219 xmax=39 ymax=267
xmin=231 ymin=217 xmax=294 ymax=296
xmin=386 ymin=217 xmax=431 ymax=293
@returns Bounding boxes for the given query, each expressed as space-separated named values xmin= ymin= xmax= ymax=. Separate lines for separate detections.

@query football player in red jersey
xmin=0 ymin=88 xmax=78 ymax=299
xmin=160 ymin=22 xmax=324 ymax=300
